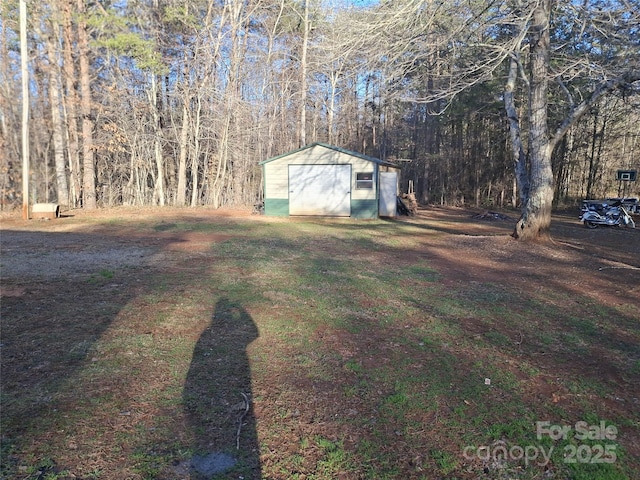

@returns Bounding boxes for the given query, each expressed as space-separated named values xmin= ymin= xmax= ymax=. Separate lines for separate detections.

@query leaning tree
xmin=344 ymin=0 xmax=640 ymax=240
xmin=505 ymin=0 xmax=640 ymax=240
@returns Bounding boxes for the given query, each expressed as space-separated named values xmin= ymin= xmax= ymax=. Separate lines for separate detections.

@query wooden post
xmin=20 ymin=0 xmax=29 ymax=220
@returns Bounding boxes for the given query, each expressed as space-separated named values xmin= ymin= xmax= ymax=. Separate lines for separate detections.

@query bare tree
xmin=77 ymin=0 xmax=97 ymax=209
xmin=298 ymin=0 xmax=310 ymax=146
xmin=61 ymin=0 xmax=82 ymax=207
xmin=509 ymin=0 xmax=639 ymax=239
xmin=345 ymin=0 xmax=640 ymax=240
xmin=42 ymin=7 xmax=70 ymax=207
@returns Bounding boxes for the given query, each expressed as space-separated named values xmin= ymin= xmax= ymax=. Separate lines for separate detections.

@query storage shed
xmin=260 ymin=143 xmax=400 ymax=218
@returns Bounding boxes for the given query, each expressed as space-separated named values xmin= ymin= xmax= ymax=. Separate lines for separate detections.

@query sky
xmin=325 ymin=0 xmax=380 ymax=9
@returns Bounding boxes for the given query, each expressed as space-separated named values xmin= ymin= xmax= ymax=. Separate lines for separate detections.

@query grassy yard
xmin=1 ymin=207 xmax=639 ymax=479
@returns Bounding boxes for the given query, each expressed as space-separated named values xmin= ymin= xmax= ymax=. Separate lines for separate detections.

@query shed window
xmin=356 ymin=172 xmax=374 ymax=189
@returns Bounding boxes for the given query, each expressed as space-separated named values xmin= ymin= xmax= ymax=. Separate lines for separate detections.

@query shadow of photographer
xmin=183 ymin=297 xmax=261 ymax=479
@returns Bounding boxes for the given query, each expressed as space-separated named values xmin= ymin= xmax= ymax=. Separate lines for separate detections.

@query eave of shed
xmin=259 ymin=142 xmax=399 ymax=169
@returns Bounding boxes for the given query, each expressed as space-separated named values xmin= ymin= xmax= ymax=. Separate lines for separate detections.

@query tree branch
xmin=549 ymin=70 xmax=640 ymax=153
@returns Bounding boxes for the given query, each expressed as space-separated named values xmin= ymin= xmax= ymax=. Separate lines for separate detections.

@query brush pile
xmin=397 ymin=181 xmax=419 ymax=216
xmin=397 ymin=192 xmax=418 ymax=216
xmin=472 ymin=211 xmax=512 ymax=221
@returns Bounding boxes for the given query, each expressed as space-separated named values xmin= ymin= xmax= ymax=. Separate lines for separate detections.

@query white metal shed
xmin=260 ymin=143 xmax=400 ymax=218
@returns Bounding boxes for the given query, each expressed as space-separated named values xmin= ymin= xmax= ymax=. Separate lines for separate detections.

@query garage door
xmin=289 ymin=164 xmax=351 ymax=216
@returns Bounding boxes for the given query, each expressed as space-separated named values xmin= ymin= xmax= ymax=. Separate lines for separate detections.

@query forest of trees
xmin=1 ymin=0 xmax=639 ymax=236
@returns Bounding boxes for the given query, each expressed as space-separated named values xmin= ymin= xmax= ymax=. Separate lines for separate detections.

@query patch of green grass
xmin=355 ymin=438 xmax=402 ymax=479
xmin=407 ymin=264 xmax=440 ymax=282
xmin=9 ymin=457 xmax=72 ymax=480
xmin=152 ymin=222 xmax=177 ymax=232
xmin=313 ymin=437 xmax=358 ymax=478
xmin=484 ymin=330 xmax=512 ymax=346
xmin=484 ymin=416 xmax=535 ymax=441
xmin=343 ymin=358 xmax=363 ymax=374
xmin=0 ymin=438 xmax=17 ymax=478
xmin=131 ymin=450 xmax=167 ymax=479
xmin=430 ymin=448 xmax=458 ymax=475
xmin=88 ymin=268 xmax=115 ymax=283
xmin=99 ymin=268 xmax=114 ymax=279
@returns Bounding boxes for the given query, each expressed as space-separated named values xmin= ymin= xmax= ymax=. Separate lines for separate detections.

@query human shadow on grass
xmin=183 ymin=297 xmax=261 ymax=479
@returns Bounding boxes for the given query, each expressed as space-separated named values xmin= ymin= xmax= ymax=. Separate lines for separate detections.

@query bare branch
xmin=550 ymin=70 xmax=640 ymax=152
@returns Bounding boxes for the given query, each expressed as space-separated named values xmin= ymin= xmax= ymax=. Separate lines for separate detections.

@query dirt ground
xmin=1 ymin=205 xmax=639 ymax=479
xmin=2 ymin=206 xmax=638 ymax=287
xmin=409 ymin=207 xmax=640 ymax=305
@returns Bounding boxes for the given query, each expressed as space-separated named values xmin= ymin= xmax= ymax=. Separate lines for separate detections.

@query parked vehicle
xmin=581 ymin=197 xmax=639 ymax=215
xmin=613 ymin=197 xmax=639 ymax=214
xmin=579 ymin=199 xmax=636 ymax=229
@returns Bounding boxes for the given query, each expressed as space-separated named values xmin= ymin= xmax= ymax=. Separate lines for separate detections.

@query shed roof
xmin=259 ymin=142 xmax=399 ymax=169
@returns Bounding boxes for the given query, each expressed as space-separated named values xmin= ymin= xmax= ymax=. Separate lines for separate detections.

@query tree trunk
xmin=504 ymin=54 xmax=529 ymax=208
xmin=49 ymin=59 xmax=69 ymax=206
xmin=512 ymin=0 xmax=553 ymax=241
xmin=47 ymin=34 xmax=70 ymax=207
xmin=149 ymin=74 xmax=165 ymax=206
xmin=299 ymin=0 xmax=310 ymax=147
xmin=190 ymin=95 xmax=202 ymax=207
xmin=77 ymin=0 xmax=96 ymax=209
xmin=176 ymin=100 xmax=189 ymax=206
xmin=585 ymin=108 xmax=608 ymax=200
xmin=62 ymin=0 xmax=81 ymax=207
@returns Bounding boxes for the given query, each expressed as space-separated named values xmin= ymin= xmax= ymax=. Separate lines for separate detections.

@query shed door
xmin=289 ymin=164 xmax=351 ymax=216
xmin=379 ymin=171 xmax=398 ymax=217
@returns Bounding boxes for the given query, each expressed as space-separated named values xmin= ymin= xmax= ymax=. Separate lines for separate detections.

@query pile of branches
xmin=472 ymin=211 xmax=512 ymax=221
xmin=397 ymin=193 xmax=418 ymax=216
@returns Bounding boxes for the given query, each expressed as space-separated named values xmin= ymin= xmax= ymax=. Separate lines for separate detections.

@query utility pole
xmin=20 ymin=0 xmax=29 ymax=220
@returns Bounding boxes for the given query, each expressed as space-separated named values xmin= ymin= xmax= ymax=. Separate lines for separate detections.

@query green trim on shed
xmin=265 ymin=198 xmax=377 ymax=218
xmin=264 ymin=198 xmax=289 ymax=216
xmin=351 ymin=199 xmax=378 ymax=219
